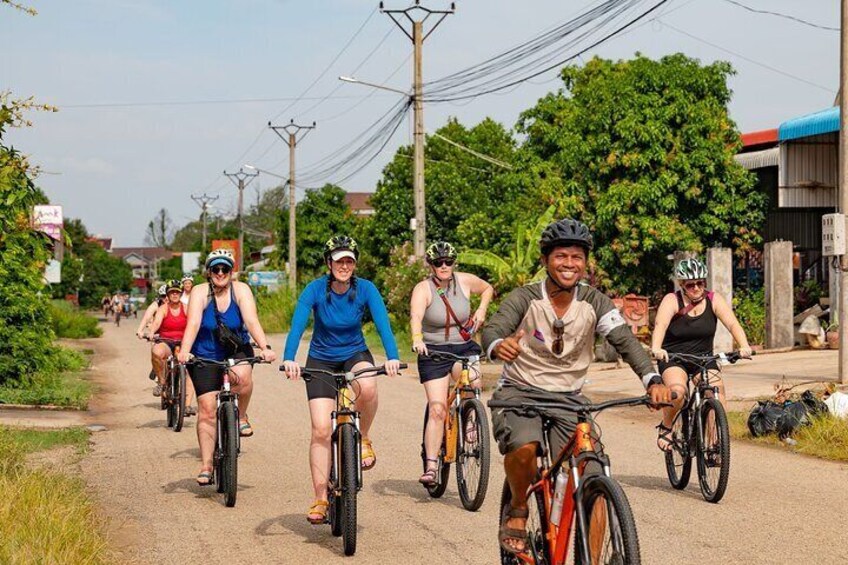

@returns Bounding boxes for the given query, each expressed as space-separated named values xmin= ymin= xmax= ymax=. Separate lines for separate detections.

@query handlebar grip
xmin=399 ymin=363 xmax=408 ymax=370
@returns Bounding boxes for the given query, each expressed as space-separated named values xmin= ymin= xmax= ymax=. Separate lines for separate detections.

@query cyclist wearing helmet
xmin=482 ymin=218 xmax=670 ymax=554
xmin=651 ymin=257 xmax=752 ymax=452
xmin=180 ymin=274 xmax=194 ymax=306
xmin=410 ymin=241 xmax=494 ymax=486
xmin=281 ymin=235 xmax=400 ymax=525
xmin=177 ymin=249 xmax=277 ymax=485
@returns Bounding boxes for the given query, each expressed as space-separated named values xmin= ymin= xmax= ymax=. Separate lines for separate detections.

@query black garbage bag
xmin=800 ymin=390 xmax=829 ymax=417
xmin=777 ymin=401 xmax=812 ymax=439
xmin=747 ymin=401 xmax=784 ymax=437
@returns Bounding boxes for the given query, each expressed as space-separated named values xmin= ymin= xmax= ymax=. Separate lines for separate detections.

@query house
xmin=344 ymin=192 xmax=374 ymax=216
xmin=111 ymin=247 xmax=175 ymax=292
xmin=86 ymin=235 xmax=113 ymax=252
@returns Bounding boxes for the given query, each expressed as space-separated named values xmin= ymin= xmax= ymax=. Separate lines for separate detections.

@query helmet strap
xmin=546 ymin=274 xmax=574 ymax=298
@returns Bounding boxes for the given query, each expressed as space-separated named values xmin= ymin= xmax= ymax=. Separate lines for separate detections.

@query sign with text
xmin=247 ymin=271 xmax=283 ymax=289
xmin=33 ymin=205 xmax=63 ymax=241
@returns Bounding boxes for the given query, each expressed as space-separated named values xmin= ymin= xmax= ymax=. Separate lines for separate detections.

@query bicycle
xmin=418 ymin=350 xmax=490 ymax=511
xmin=145 ymin=335 xmax=187 ymax=432
xmin=281 ymin=362 xmax=407 ymax=556
xmin=488 ymin=394 xmax=670 ymax=565
xmin=663 ymin=351 xmax=750 ymax=503
xmin=186 ymin=355 xmax=267 ymax=507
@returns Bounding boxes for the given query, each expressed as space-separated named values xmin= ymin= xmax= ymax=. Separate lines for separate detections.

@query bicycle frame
xmin=444 ymin=357 xmax=480 ymax=464
xmin=216 ymin=366 xmax=241 ymax=458
xmin=331 ymin=376 xmax=363 ymax=492
xmin=672 ymin=358 xmax=723 ymax=453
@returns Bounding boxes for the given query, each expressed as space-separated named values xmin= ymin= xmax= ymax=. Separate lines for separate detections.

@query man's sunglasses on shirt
xmin=552 ymin=318 xmax=565 ymax=355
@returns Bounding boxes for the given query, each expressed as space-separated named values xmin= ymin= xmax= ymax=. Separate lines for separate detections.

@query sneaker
xmin=152 ymin=384 xmax=162 ymax=397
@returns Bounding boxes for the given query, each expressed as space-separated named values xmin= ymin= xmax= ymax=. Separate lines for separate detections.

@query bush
xmin=733 ymin=289 xmax=765 ymax=346
xmin=0 ymin=347 xmax=91 ymax=408
xmin=48 ymin=300 xmax=102 ymax=339
xmin=380 ymin=242 xmax=429 ymax=330
xmin=256 ymin=286 xmax=298 ymax=335
xmin=795 ymin=279 xmax=824 ymax=314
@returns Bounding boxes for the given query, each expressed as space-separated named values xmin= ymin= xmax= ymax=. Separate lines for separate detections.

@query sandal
xmin=307 ymin=500 xmax=329 ymax=524
xmin=361 ymin=438 xmax=376 ymax=470
xmin=185 ymin=406 xmax=195 ymax=417
xmin=657 ymin=422 xmax=674 ymax=453
xmin=152 ymin=384 xmax=162 ymax=397
xmin=419 ymin=458 xmax=439 ymax=486
xmin=499 ymin=504 xmax=529 ymax=554
xmin=239 ymin=420 xmax=254 ymax=437
xmin=196 ymin=470 xmax=213 ymax=486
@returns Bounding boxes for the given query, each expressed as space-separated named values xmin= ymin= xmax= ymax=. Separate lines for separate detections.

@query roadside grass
xmin=728 ymin=410 xmax=848 ymax=462
xmin=363 ymin=323 xmax=415 ymax=363
xmin=256 ymin=287 xmax=298 ymax=335
xmin=49 ymin=300 xmax=103 ymax=339
xmin=0 ymin=346 xmax=92 ymax=409
xmin=0 ymin=428 xmax=111 ymax=564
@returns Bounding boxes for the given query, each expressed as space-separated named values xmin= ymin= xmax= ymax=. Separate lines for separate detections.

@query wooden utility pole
xmin=191 ymin=193 xmax=219 ymax=252
xmin=269 ymin=119 xmax=316 ymax=292
xmin=840 ymin=0 xmax=848 ymax=383
xmin=223 ymin=168 xmax=258 ymax=273
xmin=382 ymin=0 xmax=455 ymax=257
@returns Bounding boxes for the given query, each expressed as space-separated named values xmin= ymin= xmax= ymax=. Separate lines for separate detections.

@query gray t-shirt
xmin=422 ymin=278 xmax=471 ymax=345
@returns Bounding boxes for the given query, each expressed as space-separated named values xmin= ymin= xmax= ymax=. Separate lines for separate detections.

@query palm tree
xmin=459 ymin=205 xmax=555 ymax=291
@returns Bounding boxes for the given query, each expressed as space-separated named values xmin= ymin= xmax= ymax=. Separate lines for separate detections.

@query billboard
xmin=211 ymin=239 xmax=240 ymax=272
xmin=33 ymin=205 xmax=63 ymax=241
xmin=182 ymin=251 xmax=201 ymax=274
xmin=247 ymin=271 xmax=283 ymax=290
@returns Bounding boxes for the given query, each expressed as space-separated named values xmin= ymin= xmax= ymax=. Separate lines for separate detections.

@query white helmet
xmin=157 ymin=284 xmax=167 ymax=296
xmin=181 ymin=273 xmax=193 ymax=283
xmin=675 ymin=258 xmax=708 ymax=280
xmin=205 ymin=249 xmax=235 ymax=270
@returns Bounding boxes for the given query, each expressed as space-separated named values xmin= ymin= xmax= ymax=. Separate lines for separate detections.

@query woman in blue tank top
xmin=178 ymin=249 xmax=277 ymax=485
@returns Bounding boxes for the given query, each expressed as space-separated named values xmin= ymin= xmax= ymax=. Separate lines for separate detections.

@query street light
xmin=243 ymin=164 xmax=288 ymax=182
xmin=338 ymin=76 xmax=411 ymax=97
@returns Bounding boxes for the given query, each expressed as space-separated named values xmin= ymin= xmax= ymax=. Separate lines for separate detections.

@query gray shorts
xmin=491 ymin=383 xmax=601 ymax=472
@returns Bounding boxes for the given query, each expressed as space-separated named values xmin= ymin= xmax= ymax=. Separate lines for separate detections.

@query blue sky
xmin=2 ymin=0 xmax=839 ymax=245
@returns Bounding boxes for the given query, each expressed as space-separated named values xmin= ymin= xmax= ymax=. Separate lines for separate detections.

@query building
xmin=111 ymin=247 xmax=175 ymax=293
xmin=344 ymin=192 xmax=374 ymax=216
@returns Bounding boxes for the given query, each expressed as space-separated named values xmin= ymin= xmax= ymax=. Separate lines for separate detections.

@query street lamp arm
xmin=338 ymin=75 xmax=411 ymax=97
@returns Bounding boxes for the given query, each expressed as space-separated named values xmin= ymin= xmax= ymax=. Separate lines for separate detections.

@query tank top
xmin=159 ymin=303 xmax=187 ymax=341
xmin=191 ymin=285 xmax=249 ymax=360
xmin=661 ymin=291 xmax=718 ymax=355
xmin=422 ymin=277 xmax=471 ymax=345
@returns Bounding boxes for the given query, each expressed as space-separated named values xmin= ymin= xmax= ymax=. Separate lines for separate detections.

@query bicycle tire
xmin=173 ymin=365 xmax=187 ymax=433
xmin=221 ymin=401 xmax=239 ymax=507
xmin=329 ymin=462 xmax=342 ymax=537
xmin=499 ymin=478 xmax=549 ymax=565
xmin=574 ymin=475 xmax=641 ymax=565
xmin=456 ymin=398 xmax=491 ymax=511
xmin=165 ymin=369 xmax=176 ymax=428
xmin=696 ymin=398 xmax=730 ymax=503
xmin=340 ymin=423 xmax=358 ymax=556
xmin=664 ymin=407 xmax=692 ymax=490
xmin=421 ymin=404 xmax=449 ymax=498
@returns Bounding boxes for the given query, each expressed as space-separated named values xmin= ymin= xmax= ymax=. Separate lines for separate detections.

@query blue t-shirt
xmin=284 ymin=276 xmax=399 ymax=362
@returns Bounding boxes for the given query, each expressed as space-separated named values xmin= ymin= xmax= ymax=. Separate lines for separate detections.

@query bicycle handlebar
xmin=417 ymin=350 xmax=480 ymax=363
xmin=143 ymin=334 xmax=181 ymax=346
xmin=279 ymin=363 xmax=408 ymax=383
xmin=488 ymin=394 xmax=674 ymax=417
xmin=667 ymin=350 xmax=754 ymax=365
xmin=186 ymin=356 xmax=268 ymax=368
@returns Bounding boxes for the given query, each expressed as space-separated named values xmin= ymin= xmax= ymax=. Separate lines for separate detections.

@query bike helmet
xmin=323 ymin=235 xmax=359 ymax=262
xmin=205 ymin=248 xmax=235 ymax=270
xmin=181 ymin=274 xmax=193 ymax=283
xmin=425 ymin=241 xmax=458 ymax=264
xmin=166 ymin=279 xmax=181 ymax=293
xmin=675 ymin=258 xmax=708 ymax=280
xmin=539 ymin=218 xmax=594 ymax=255
xmin=157 ymin=284 xmax=167 ymax=297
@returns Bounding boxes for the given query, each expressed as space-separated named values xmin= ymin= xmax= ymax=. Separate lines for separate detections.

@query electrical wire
xmin=720 ymin=0 xmax=838 ymax=32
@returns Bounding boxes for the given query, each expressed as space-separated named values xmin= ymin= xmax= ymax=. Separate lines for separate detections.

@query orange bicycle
xmin=488 ymin=394 xmax=666 ymax=565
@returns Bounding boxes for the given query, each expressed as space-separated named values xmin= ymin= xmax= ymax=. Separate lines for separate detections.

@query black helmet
xmin=166 ymin=279 xmax=182 ymax=293
xmin=539 ymin=218 xmax=593 ymax=255
xmin=425 ymin=241 xmax=457 ymax=264
xmin=323 ymin=235 xmax=360 ymax=262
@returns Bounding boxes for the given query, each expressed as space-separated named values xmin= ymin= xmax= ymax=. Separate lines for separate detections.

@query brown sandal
xmin=307 ymin=500 xmax=329 ymax=524
xmin=657 ymin=422 xmax=674 ymax=453
xmin=499 ymin=504 xmax=529 ymax=554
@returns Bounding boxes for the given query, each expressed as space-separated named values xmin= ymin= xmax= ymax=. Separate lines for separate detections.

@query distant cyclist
xmin=651 ymin=258 xmax=752 ymax=452
xmin=181 ymin=274 xmax=194 ymax=306
xmin=409 ymin=241 xmax=493 ymax=486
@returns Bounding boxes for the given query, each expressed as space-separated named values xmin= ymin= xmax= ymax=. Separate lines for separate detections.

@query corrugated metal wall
xmin=778 ymin=132 xmax=837 ymax=207
xmin=765 ymin=208 xmax=831 ymax=250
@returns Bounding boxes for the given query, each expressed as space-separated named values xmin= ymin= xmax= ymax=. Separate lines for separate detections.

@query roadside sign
xmin=33 ymin=205 xmax=63 ymax=241
xmin=247 ymin=271 xmax=283 ymax=290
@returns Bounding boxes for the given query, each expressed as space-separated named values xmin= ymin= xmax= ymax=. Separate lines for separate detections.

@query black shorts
xmin=658 ymin=358 xmax=719 ymax=379
xmin=188 ymin=343 xmax=254 ymax=397
xmin=417 ymin=341 xmax=482 ymax=384
xmin=304 ymin=350 xmax=375 ymax=401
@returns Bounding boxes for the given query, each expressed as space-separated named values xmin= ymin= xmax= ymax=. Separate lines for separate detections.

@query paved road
xmin=81 ymin=320 xmax=848 ymax=564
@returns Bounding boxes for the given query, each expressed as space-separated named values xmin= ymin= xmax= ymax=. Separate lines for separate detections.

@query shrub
xmin=380 ymin=242 xmax=430 ymax=330
xmin=256 ymin=286 xmax=299 ymax=335
xmin=48 ymin=300 xmax=103 ymax=339
xmin=0 ymin=347 xmax=90 ymax=408
xmin=733 ymin=289 xmax=765 ymax=346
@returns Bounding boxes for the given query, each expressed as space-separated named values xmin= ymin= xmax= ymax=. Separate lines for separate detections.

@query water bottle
xmin=549 ymin=471 xmax=569 ymax=526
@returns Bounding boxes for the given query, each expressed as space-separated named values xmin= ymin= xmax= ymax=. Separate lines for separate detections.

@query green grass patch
xmin=363 ymin=323 xmax=415 ymax=363
xmin=0 ymin=430 xmax=110 ymax=563
xmin=0 ymin=346 xmax=92 ymax=408
xmin=1 ymin=427 xmax=90 ymax=455
xmin=256 ymin=287 xmax=298 ymax=335
xmin=48 ymin=300 xmax=103 ymax=339
xmin=729 ymin=410 xmax=848 ymax=462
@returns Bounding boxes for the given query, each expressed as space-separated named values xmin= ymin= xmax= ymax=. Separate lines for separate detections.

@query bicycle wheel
xmin=421 ymin=404 xmax=450 ymax=498
xmin=340 ymin=424 xmax=358 ymax=556
xmin=664 ymin=408 xmax=692 ymax=490
xmin=574 ymin=476 xmax=641 ymax=565
xmin=499 ymin=478 xmax=549 ymax=565
xmin=173 ymin=365 xmax=187 ymax=433
xmin=696 ymin=398 xmax=730 ymax=503
xmin=456 ymin=398 xmax=491 ymax=511
xmin=220 ymin=401 xmax=239 ymax=507
xmin=329 ymin=462 xmax=342 ymax=537
xmin=165 ymin=369 xmax=176 ymax=428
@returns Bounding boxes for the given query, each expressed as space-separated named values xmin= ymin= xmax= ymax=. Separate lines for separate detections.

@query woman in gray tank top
xmin=409 ymin=241 xmax=494 ymax=486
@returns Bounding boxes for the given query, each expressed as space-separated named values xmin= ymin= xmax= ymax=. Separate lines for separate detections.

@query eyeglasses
xmin=552 ymin=319 xmax=565 ymax=355
xmin=682 ymin=280 xmax=706 ymax=290
xmin=432 ymin=259 xmax=455 ymax=268
xmin=210 ymin=265 xmax=232 ymax=275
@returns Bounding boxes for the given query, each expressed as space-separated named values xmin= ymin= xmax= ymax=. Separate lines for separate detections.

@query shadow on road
xmin=370 ymin=478 xmax=459 ymax=504
xmin=169 ymin=447 xmax=201 ymax=460
xmin=136 ymin=419 xmax=167 ymax=429
xmin=615 ymin=474 xmax=703 ymax=500
xmin=131 ymin=401 xmax=162 ymax=409
xmin=161 ymin=477 xmax=254 ymax=498
xmin=255 ymin=513 xmax=349 ymax=557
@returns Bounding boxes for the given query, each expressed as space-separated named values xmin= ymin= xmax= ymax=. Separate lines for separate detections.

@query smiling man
xmin=482 ymin=217 xmax=670 ymax=554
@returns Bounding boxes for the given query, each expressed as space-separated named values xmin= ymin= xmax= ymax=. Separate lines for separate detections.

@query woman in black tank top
xmin=650 ymin=258 xmax=753 ymax=452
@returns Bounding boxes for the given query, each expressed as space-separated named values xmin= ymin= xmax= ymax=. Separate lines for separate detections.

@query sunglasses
xmin=210 ymin=265 xmax=232 ymax=275
xmin=683 ymin=280 xmax=706 ymax=291
xmin=552 ymin=319 xmax=565 ymax=355
xmin=432 ymin=259 xmax=455 ymax=268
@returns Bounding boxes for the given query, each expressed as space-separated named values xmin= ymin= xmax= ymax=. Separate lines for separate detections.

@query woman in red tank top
xmin=148 ymin=280 xmax=196 ymax=414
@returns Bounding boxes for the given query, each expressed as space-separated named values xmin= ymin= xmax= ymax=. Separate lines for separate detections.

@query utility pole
xmin=839 ymin=0 xmax=848 ymax=383
xmin=381 ymin=0 xmax=455 ymax=257
xmin=223 ymin=168 xmax=258 ymax=273
xmin=191 ymin=193 xmax=219 ymax=252
xmin=269 ymin=119 xmax=316 ymax=292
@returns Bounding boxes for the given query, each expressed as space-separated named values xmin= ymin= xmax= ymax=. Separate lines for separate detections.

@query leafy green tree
xmin=518 ymin=54 xmax=761 ymax=293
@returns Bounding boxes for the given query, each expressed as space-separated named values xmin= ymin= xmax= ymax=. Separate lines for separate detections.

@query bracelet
xmin=412 ymin=333 xmax=424 ymax=340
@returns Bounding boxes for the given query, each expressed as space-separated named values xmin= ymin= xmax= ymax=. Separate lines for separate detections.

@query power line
xmin=58 ymin=93 xmax=393 ymax=110
xmin=720 ymin=0 xmax=839 ymax=32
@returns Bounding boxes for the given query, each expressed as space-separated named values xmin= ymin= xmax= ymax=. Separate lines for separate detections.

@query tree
xmin=518 ymin=54 xmax=762 ymax=293
xmin=145 ymin=208 xmax=174 ymax=248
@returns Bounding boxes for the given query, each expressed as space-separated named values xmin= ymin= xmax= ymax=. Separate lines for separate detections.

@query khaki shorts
xmin=491 ymin=383 xmax=601 ymax=472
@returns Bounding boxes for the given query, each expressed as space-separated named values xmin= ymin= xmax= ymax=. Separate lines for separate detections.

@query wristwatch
xmin=265 ymin=344 xmax=273 ymax=351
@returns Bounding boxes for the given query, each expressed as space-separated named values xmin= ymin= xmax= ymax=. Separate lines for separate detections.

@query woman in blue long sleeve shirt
xmin=282 ymin=235 xmax=400 ymax=524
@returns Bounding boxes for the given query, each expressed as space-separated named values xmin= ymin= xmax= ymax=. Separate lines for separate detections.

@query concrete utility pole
xmin=269 ymin=119 xmax=316 ymax=292
xmin=840 ymin=0 xmax=848 ymax=383
xmin=223 ymin=168 xmax=258 ymax=273
xmin=381 ymin=0 xmax=455 ymax=257
xmin=191 ymin=193 xmax=219 ymax=252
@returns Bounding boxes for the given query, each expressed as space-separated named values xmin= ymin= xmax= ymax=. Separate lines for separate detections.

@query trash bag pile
xmin=747 ymin=390 xmax=830 ymax=439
